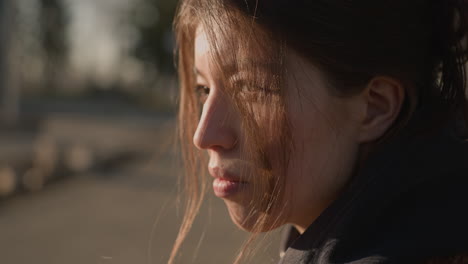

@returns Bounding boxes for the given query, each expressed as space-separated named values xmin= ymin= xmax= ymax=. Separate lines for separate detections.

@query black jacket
xmin=278 ymin=114 xmax=468 ymax=264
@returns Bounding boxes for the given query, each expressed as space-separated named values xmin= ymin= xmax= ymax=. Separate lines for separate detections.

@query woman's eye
xmin=237 ymin=83 xmax=270 ymax=101
xmin=238 ymin=85 xmax=255 ymax=97
xmin=196 ymin=85 xmax=210 ymax=94
xmin=240 ymin=84 xmax=254 ymax=93
xmin=195 ymin=85 xmax=210 ymax=103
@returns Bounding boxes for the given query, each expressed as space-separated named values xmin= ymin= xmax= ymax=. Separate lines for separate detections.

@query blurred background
xmin=0 ymin=0 xmax=280 ymax=263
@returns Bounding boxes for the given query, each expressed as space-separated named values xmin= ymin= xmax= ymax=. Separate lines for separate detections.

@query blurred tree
xmin=0 ymin=0 xmax=20 ymax=125
xmin=132 ymin=0 xmax=178 ymax=74
xmin=39 ymin=0 xmax=68 ymax=94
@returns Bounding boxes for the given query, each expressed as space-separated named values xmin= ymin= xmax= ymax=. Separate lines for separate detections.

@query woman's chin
xmin=224 ymin=199 xmax=286 ymax=232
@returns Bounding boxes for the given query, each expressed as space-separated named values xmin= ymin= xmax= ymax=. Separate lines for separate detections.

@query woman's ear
xmin=357 ymin=77 xmax=405 ymax=143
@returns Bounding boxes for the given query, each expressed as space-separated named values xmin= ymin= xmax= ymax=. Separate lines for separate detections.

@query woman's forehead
xmin=193 ymin=23 xmax=327 ymax=96
xmin=194 ymin=24 xmax=274 ymax=62
xmin=194 ymin=27 xmax=210 ymax=58
xmin=194 ymin=28 xmax=254 ymax=78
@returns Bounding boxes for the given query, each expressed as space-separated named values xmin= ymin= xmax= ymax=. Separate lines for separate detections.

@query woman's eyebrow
xmin=194 ymin=61 xmax=272 ymax=80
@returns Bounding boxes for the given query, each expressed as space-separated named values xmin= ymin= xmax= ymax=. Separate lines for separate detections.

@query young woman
xmin=170 ymin=0 xmax=468 ymax=263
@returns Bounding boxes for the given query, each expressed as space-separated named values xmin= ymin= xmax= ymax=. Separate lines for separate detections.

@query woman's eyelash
xmin=195 ymin=85 xmax=210 ymax=103
xmin=235 ymin=82 xmax=279 ymax=96
xmin=195 ymin=85 xmax=210 ymax=94
xmin=194 ymin=82 xmax=278 ymax=103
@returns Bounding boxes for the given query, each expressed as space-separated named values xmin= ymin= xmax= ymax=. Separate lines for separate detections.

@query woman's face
xmin=193 ymin=26 xmax=362 ymax=233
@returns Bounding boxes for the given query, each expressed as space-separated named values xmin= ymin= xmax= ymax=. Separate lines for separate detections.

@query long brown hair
xmin=170 ymin=0 xmax=468 ymax=263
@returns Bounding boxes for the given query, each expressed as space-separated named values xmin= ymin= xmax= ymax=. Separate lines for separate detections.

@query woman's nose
xmin=193 ymin=91 xmax=238 ymax=151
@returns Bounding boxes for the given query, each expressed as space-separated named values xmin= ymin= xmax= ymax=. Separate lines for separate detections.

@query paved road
xmin=0 ymin=137 xmax=281 ymax=264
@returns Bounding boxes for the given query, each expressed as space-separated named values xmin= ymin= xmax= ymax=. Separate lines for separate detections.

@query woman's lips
xmin=209 ymin=166 xmax=249 ymax=197
xmin=212 ymin=178 xmax=248 ymax=198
